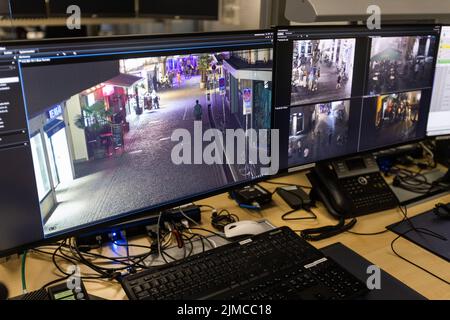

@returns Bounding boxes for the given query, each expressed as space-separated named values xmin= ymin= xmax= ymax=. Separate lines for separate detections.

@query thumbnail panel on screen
xmin=22 ymin=49 xmax=273 ymax=236
xmin=291 ymin=38 xmax=356 ymax=106
xmin=360 ymin=91 xmax=423 ymax=150
xmin=288 ymin=100 xmax=352 ymax=167
xmin=367 ymin=36 xmax=437 ymax=95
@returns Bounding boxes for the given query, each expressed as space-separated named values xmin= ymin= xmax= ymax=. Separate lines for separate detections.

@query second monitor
xmin=274 ymin=25 xmax=441 ymax=171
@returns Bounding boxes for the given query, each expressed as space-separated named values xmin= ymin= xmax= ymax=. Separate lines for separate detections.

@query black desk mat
xmin=387 ymin=209 xmax=450 ymax=262
xmin=321 ymin=243 xmax=426 ymax=300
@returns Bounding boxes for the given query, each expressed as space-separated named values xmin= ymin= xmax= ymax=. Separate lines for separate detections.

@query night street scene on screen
xmin=22 ymin=49 xmax=273 ymax=235
xmin=361 ymin=91 xmax=422 ymax=149
xmin=367 ymin=36 xmax=436 ymax=95
xmin=288 ymin=100 xmax=351 ymax=167
xmin=290 ymin=38 xmax=356 ymax=106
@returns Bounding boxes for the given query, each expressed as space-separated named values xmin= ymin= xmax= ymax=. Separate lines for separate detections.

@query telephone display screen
xmin=345 ymin=158 xmax=366 ymax=171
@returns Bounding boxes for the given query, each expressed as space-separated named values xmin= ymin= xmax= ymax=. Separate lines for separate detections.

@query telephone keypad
xmin=340 ymin=173 xmax=399 ymax=215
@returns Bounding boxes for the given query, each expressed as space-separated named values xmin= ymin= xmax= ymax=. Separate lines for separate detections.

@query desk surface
xmin=1 ymin=171 xmax=449 ymax=300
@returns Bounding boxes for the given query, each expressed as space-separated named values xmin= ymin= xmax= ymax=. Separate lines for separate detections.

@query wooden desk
xmin=1 ymin=171 xmax=449 ymax=300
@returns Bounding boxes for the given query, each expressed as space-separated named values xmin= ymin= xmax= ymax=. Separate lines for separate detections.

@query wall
xmin=203 ymin=0 xmax=262 ymax=31
xmin=65 ymin=95 xmax=88 ymax=162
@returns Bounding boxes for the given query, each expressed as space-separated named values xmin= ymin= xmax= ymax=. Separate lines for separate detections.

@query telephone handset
xmin=307 ymin=155 xmax=399 ymax=218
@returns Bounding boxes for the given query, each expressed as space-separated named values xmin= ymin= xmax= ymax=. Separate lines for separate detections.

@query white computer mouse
xmin=224 ymin=221 xmax=267 ymax=238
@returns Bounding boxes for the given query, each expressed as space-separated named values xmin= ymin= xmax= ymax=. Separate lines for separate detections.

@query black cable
xmin=111 ymin=241 xmax=154 ymax=269
xmin=391 ymin=229 xmax=449 ymax=285
xmin=30 ymin=234 xmax=158 ymax=291
xmin=181 ymin=234 xmax=195 ymax=257
xmin=199 ymin=234 xmax=216 ymax=250
xmin=274 ymin=185 xmax=318 ymax=222
xmin=211 ymin=209 xmax=240 ymax=231
xmin=35 ymin=243 xmax=108 ymax=290
xmin=161 ymin=250 xmax=178 ymax=262
xmin=264 ymin=180 xmax=312 ymax=189
xmin=389 ymin=206 xmax=450 ymax=285
xmin=347 ymin=229 xmax=389 ymax=236
xmin=297 ymin=217 xmax=358 ymax=241
xmin=390 ymin=167 xmax=448 ymax=195
xmin=41 ymin=275 xmax=72 ymax=290
xmin=34 ymin=238 xmax=153 ymax=282
xmin=282 ymin=208 xmax=317 ymax=221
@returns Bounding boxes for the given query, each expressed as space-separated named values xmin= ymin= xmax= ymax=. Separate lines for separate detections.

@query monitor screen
xmin=273 ymin=25 xmax=440 ymax=171
xmin=139 ymin=0 xmax=219 ymax=20
xmin=49 ymin=0 xmax=135 ymax=17
xmin=428 ymin=25 xmax=450 ymax=137
xmin=8 ymin=0 xmax=46 ymax=18
xmin=0 ymin=30 xmax=274 ymax=256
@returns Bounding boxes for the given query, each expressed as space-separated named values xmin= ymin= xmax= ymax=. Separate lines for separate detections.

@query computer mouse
xmin=224 ymin=221 xmax=267 ymax=238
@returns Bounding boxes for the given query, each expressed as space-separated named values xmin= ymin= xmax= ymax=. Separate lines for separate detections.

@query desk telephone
xmin=308 ymin=155 xmax=399 ymax=218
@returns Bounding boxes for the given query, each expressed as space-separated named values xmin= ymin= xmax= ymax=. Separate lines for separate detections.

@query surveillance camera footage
xmin=20 ymin=48 xmax=273 ymax=236
xmin=288 ymin=100 xmax=354 ymax=167
xmin=359 ymin=90 xmax=427 ymax=151
xmin=367 ymin=35 xmax=437 ymax=95
xmin=274 ymin=26 xmax=439 ymax=171
xmin=291 ymin=38 xmax=356 ymax=105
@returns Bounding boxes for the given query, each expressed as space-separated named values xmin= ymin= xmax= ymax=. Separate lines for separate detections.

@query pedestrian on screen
xmin=194 ymin=100 xmax=203 ymax=121
xmin=336 ymin=74 xmax=342 ymax=89
xmin=177 ymin=72 xmax=182 ymax=87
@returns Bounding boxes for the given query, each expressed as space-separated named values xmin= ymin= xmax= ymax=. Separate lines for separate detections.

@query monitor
xmin=138 ymin=0 xmax=219 ymax=20
xmin=49 ymin=0 xmax=135 ymax=17
xmin=273 ymin=25 xmax=440 ymax=171
xmin=0 ymin=30 xmax=274 ymax=257
xmin=428 ymin=25 xmax=450 ymax=137
xmin=8 ymin=0 xmax=47 ymax=18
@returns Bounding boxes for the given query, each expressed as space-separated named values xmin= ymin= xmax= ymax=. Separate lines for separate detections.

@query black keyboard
xmin=121 ymin=227 xmax=368 ymax=300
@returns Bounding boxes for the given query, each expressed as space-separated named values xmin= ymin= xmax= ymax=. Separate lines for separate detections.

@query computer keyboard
xmin=121 ymin=227 xmax=368 ymax=300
